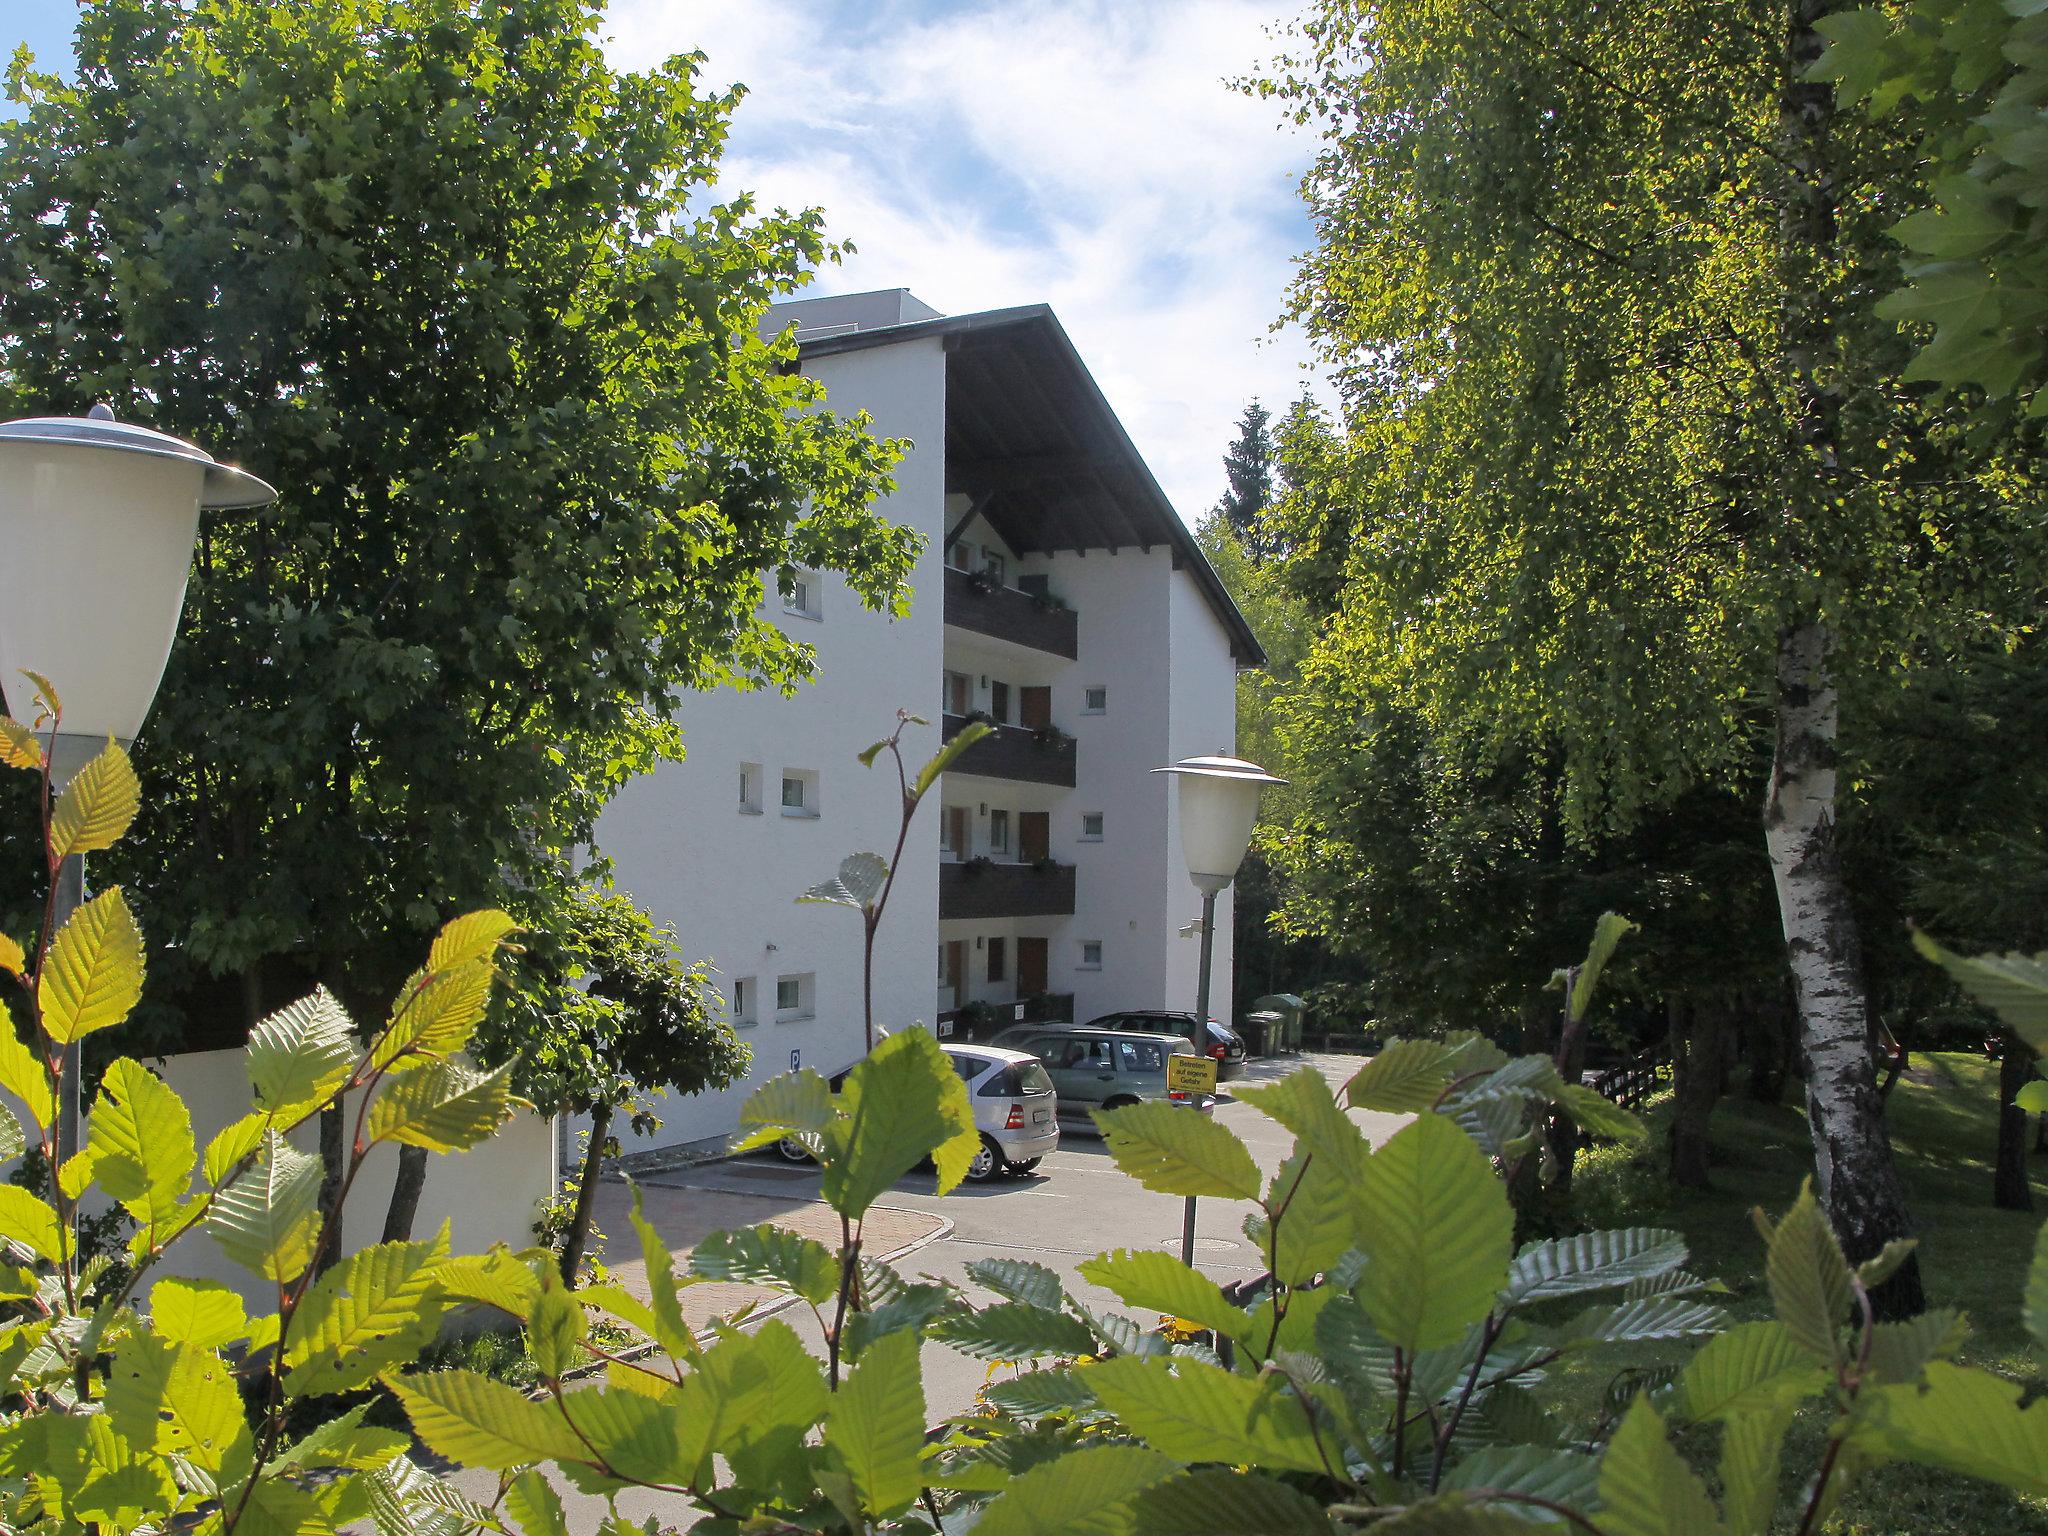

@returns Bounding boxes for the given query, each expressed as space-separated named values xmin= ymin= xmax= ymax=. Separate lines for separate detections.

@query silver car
xmin=942 ymin=1043 xmax=1059 ymax=1181
xmin=990 ymin=1025 xmax=1199 ymax=1111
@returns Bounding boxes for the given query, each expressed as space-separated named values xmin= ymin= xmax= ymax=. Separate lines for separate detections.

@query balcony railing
xmin=939 ymin=859 xmax=1077 ymax=920
xmin=937 ymin=992 xmax=1076 ymax=1041
xmin=940 ymin=713 xmax=1076 ymax=787
xmin=943 ymin=566 xmax=1078 ymax=659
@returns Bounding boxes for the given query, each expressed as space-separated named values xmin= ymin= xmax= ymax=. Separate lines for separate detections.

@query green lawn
xmin=1566 ymin=1052 xmax=2047 ymax=1534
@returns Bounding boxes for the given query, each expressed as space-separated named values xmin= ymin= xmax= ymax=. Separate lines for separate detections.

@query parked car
xmin=1082 ymin=1009 xmax=1247 ymax=1081
xmin=942 ymin=1043 xmax=1060 ymax=1180
xmin=991 ymin=1024 xmax=1200 ymax=1111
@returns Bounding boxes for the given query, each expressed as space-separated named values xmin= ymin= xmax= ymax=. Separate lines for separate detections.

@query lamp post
xmin=0 ymin=405 xmax=275 ymax=1156
xmin=1151 ymin=753 xmax=1286 ymax=1268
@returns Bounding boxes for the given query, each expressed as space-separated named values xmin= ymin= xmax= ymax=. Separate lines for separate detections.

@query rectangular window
xmin=989 ymin=680 xmax=1010 ymax=723
xmin=945 ymin=670 xmax=972 ymax=717
xmin=739 ymin=762 xmax=763 ymax=814
xmin=1081 ymin=812 xmax=1104 ymax=841
xmin=947 ymin=541 xmax=972 ymax=572
xmin=782 ymin=569 xmax=821 ymax=620
xmin=939 ymin=805 xmax=958 ymax=853
xmin=987 ymin=937 xmax=1007 ymax=984
xmin=1079 ymin=940 xmax=1103 ymax=970
xmin=776 ymin=973 xmax=813 ymax=1019
xmin=982 ymin=548 xmax=1007 ymax=585
xmin=988 ymin=808 xmax=1010 ymax=855
xmin=732 ymin=977 xmax=756 ymax=1027
xmin=1083 ymin=685 xmax=1108 ymax=714
xmin=780 ymin=770 xmax=818 ymax=817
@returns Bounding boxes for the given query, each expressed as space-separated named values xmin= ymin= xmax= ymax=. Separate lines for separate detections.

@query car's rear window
xmin=1117 ymin=1040 xmax=1164 ymax=1072
xmin=978 ymin=1061 xmax=1056 ymax=1097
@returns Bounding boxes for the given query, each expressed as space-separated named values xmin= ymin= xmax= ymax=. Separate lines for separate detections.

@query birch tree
xmin=1255 ymin=0 xmax=2045 ymax=1310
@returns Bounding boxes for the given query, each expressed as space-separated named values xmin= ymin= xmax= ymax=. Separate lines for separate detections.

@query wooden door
xmin=1019 ymin=811 xmax=1049 ymax=863
xmin=1020 ymin=686 xmax=1052 ymax=729
xmin=944 ymin=941 xmax=966 ymax=1009
xmin=944 ymin=805 xmax=968 ymax=859
xmin=1017 ymin=937 xmax=1048 ymax=997
xmin=990 ymin=680 xmax=1011 ymax=723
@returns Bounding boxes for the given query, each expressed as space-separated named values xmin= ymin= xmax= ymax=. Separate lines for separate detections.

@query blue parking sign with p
xmin=790 ymin=1048 xmax=800 ymax=1073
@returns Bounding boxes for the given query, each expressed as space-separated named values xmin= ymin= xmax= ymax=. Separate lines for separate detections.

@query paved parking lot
xmin=448 ymin=1051 xmax=1396 ymax=1530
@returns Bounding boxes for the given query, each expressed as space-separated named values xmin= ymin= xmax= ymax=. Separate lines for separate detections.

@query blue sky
xmin=5 ymin=0 xmax=1325 ymax=520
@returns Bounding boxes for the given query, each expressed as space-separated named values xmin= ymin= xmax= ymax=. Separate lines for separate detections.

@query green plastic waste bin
xmin=1251 ymin=993 xmax=1307 ymax=1053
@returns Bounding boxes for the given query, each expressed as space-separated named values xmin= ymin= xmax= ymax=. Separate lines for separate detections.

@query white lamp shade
xmin=0 ymin=411 xmax=272 ymax=748
xmin=1153 ymin=754 xmax=1287 ymax=888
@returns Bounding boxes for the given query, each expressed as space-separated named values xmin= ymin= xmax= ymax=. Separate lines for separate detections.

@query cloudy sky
xmin=6 ymin=1 xmax=1324 ymax=521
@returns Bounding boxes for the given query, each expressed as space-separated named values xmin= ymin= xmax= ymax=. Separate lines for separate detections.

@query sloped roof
xmin=796 ymin=305 xmax=1265 ymax=667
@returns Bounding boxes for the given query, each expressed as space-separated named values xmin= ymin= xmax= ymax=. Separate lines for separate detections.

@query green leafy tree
xmin=1213 ymin=399 xmax=1278 ymax=562
xmin=480 ymin=884 xmax=748 ymax=1284
xmin=0 ymin=0 xmax=918 ymax=1240
xmin=1249 ymin=0 xmax=2048 ymax=1310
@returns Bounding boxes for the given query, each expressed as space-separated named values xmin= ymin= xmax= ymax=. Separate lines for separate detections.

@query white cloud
xmin=605 ymin=0 xmax=1325 ymax=523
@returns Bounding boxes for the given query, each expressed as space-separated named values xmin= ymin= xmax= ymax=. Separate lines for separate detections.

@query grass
xmin=1564 ymin=1051 xmax=2047 ymax=1533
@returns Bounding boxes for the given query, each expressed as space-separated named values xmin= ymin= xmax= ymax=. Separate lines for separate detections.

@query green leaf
xmin=149 ymin=1278 xmax=251 ymax=1350
xmin=1855 ymin=1237 xmax=1919 ymax=1289
xmin=914 ymin=720 xmax=993 ymax=799
xmin=967 ymin=1256 xmax=1066 ymax=1310
xmin=435 ymin=1245 xmax=545 ymax=1320
xmin=1356 ymin=1112 xmax=1513 ymax=1353
xmin=50 ymin=740 xmax=139 ymax=858
xmin=0 ymin=717 xmax=41 ymax=771
xmin=1561 ymin=1294 xmax=1726 ymax=1346
xmin=526 ymin=1267 xmax=589 ymax=1381
xmin=1894 ymin=176 xmax=2013 ymax=259
xmin=1442 ymin=1444 xmax=1600 ymax=1514
xmin=270 ymin=1404 xmax=410 ymax=1472
xmin=1124 ymin=1468 xmax=1337 ymax=1533
xmin=798 ymin=851 xmax=890 ymax=911
xmin=1094 ymin=1100 xmax=1262 ymax=1200
xmin=389 ymin=1367 xmax=593 ymax=1469
xmin=372 ymin=958 xmax=496 ymax=1073
xmin=975 ymin=1444 xmax=1183 ymax=1536
xmin=2017 ymin=1081 xmax=2048 ymax=1115
xmin=930 ymin=1301 xmax=1100 ymax=1360
xmin=429 ymin=909 xmax=518 ymax=971
xmin=2026 ymin=1222 xmax=2048 ymax=1354
xmin=823 ymin=1027 xmax=978 ymax=1215
xmin=624 ymin=1182 xmax=696 ymax=1356
xmin=1864 ymin=1307 xmax=1969 ymax=1386
xmin=1670 ymin=1321 xmax=1828 ymax=1422
xmin=1079 ymin=1248 xmax=1254 ymax=1343
xmin=504 ymin=1468 xmax=570 ymax=1536
xmin=208 ymin=1131 xmax=322 ymax=1281
xmin=0 ymin=1183 xmax=64 ymax=1264
xmin=1505 ymin=1228 xmax=1688 ymax=1306
xmin=1082 ymin=1354 xmax=1332 ymax=1473
xmin=204 ymin=1111 xmax=268 ymax=1183
xmin=1554 ymin=1081 xmax=1647 ymax=1143
xmin=88 ymin=1057 xmax=196 ymax=1229
xmin=1343 ymin=1038 xmax=1459 ymax=1112
xmin=285 ymin=1230 xmax=452 ymax=1397
xmin=1912 ymin=931 xmax=2048 ymax=1051
xmin=1256 ymin=1146 xmax=1358 ymax=1285
xmin=247 ymin=988 xmax=357 ymax=1119
xmin=984 ymin=1366 xmax=1104 ymax=1420
xmin=0 ymin=1006 xmax=54 ymax=1128
xmin=1757 ymin=1183 xmax=1851 ymax=1366
xmin=825 ymin=1328 xmax=926 ymax=1519
xmin=106 ymin=1333 xmax=254 ymax=1481
xmin=690 ymin=1222 xmax=838 ymax=1304
xmin=1234 ymin=1065 xmax=1372 ymax=1178
xmin=731 ymin=1067 xmax=835 ymax=1153
xmin=1596 ymin=1398 xmax=1725 ymax=1536
xmin=1370 ymin=1496 xmax=1555 ymax=1531
xmin=1555 ymin=911 xmax=1635 ymax=1023
xmin=38 ymin=886 xmax=144 ymax=1044
xmin=367 ymin=1058 xmax=514 ymax=1151
xmin=1853 ymin=1359 xmax=2048 ymax=1496
xmin=1718 ymin=1403 xmax=1792 ymax=1536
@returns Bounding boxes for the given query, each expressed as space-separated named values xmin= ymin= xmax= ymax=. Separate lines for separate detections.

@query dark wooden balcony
xmin=937 ymin=992 xmax=1076 ymax=1041
xmin=940 ymin=713 xmax=1076 ymax=787
xmin=939 ymin=859 xmax=1077 ymax=920
xmin=943 ymin=566 xmax=1078 ymax=659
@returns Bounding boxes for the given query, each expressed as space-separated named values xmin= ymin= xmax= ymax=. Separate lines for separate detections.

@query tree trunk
xmin=2035 ymin=1112 xmax=2048 ymax=1155
xmin=558 ymin=1103 xmax=612 ymax=1286
xmin=314 ymin=1104 xmax=346 ymax=1275
xmin=1765 ymin=625 xmax=1924 ymax=1314
xmin=1542 ymin=989 xmax=1592 ymax=1213
xmin=381 ymin=1143 xmax=429 ymax=1243
xmin=1667 ymin=996 xmax=1726 ymax=1190
xmin=1995 ymin=1032 xmax=2034 ymax=1212
xmin=1771 ymin=0 xmax=1924 ymax=1318
xmin=1742 ymin=986 xmax=1795 ymax=1103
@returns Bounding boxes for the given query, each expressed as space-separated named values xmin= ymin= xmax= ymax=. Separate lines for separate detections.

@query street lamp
xmin=1151 ymin=753 xmax=1286 ymax=1269
xmin=0 ymin=404 xmax=276 ymax=1153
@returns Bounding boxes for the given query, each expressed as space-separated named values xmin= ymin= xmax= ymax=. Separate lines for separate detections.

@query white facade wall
xmin=1164 ymin=561 xmax=1244 ymax=1018
xmin=594 ymin=338 xmax=948 ymax=1156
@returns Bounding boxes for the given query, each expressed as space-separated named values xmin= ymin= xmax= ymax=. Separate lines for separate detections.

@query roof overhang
xmin=797 ymin=305 xmax=1266 ymax=668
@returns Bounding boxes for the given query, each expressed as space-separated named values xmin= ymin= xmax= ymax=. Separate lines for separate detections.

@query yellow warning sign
xmin=1166 ymin=1053 xmax=1219 ymax=1097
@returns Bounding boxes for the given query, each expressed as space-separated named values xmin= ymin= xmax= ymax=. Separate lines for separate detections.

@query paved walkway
xmin=584 ymin=1173 xmax=948 ymax=1333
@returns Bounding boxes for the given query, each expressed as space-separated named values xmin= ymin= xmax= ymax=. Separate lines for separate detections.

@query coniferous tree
xmin=1214 ymin=400 xmax=1278 ymax=562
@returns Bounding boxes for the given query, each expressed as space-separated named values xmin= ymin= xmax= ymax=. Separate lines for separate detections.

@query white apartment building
xmin=595 ymin=290 xmax=1264 ymax=1157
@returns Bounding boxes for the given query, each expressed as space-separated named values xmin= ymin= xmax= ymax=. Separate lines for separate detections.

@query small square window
xmin=1083 ymin=686 xmax=1108 ymax=715
xmin=781 ymin=569 xmax=822 ymax=620
xmin=775 ymin=973 xmax=814 ymax=1020
xmin=982 ymin=549 xmax=1007 ymax=585
xmin=739 ymin=761 xmax=763 ymax=814
xmin=1080 ymin=812 xmax=1104 ymax=841
xmin=988 ymin=808 xmax=1010 ymax=855
xmin=1078 ymin=940 xmax=1103 ymax=970
xmin=780 ymin=770 xmax=819 ymax=817
xmin=947 ymin=541 xmax=972 ymax=572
